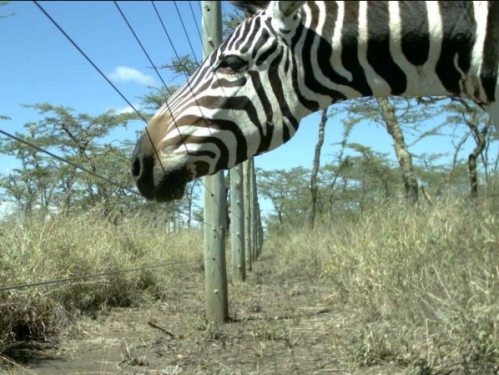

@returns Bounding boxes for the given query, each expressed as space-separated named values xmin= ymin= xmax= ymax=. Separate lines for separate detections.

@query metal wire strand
xmin=0 ymin=128 xmax=217 ymax=229
xmin=117 ymin=0 xmax=218 ymax=202
xmin=188 ymin=1 xmax=204 ymax=45
xmin=0 ymin=128 xmax=138 ymax=196
xmin=113 ymin=1 xmax=190 ymax=157
xmin=31 ymin=1 xmax=234 ymax=225
xmin=0 ymin=257 xmax=216 ymax=293
xmin=151 ymin=0 xmax=225 ymax=208
xmin=173 ymin=1 xmax=200 ymax=63
xmin=32 ymin=0 xmax=168 ymax=182
xmin=32 ymin=1 xmax=220 ymax=222
xmin=33 ymin=1 xmax=147 ymax=124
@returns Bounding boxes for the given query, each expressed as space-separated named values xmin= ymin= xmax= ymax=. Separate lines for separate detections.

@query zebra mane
xmin=229 ymin=1 xmax=270 ymax=17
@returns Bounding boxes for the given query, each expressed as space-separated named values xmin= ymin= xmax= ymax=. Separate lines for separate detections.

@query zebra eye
xmin=215 ymin=55 xmax=248 ymax=73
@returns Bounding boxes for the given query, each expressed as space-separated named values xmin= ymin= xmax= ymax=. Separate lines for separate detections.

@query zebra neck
xmin=294 ymin=1 xmax=496 ymax=109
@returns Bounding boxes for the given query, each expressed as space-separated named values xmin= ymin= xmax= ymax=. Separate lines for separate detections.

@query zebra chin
xmin=139 ymin=165 xmax=190 ymax=203
xmin=152 ymin=168 xmax=189 ymax=202
xmin=132 ymin=151 xmax=190 ymax=203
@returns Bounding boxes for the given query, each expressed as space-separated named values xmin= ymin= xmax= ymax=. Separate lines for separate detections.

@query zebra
xmin=132 ymin=1 xmax=499 ymax=202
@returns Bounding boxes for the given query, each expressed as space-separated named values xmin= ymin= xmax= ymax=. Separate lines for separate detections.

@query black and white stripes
xmin=132 ymin=1 xmax=499 ymax=202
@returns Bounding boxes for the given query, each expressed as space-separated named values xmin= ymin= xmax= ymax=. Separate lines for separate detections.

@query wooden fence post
xmin=202 ymin=0 xmax=228 ymax=323
xmin=230 ymin=164 xmax=245 ymax=281
xmin=250 ymin=160 xmax=257 ymax=262
xmin=256 ymin=202 xmax=263 ymax=257
xmin=243 ymin=159 xmax=253 ymax=271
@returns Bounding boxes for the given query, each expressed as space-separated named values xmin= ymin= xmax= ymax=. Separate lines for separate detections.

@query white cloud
xmin=107 ymin=66 xmax=154 ymax=86
xmin=113 ymin=105 xmax=138 ymax=114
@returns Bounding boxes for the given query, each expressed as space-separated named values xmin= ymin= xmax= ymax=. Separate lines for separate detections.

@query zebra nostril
xmin=132 ymin=157 xmax=141 ymax=178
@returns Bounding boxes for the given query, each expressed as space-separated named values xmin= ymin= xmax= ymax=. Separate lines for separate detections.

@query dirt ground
xmin=2 ymin=254 xmax=403 ymax=375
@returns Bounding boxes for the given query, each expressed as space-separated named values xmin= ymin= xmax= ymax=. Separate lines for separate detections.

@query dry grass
xmin=1 ymin=199 xmax=499 ymax=374
xmin=265 ymin=198 xmax=499 ymax=373
xmin=0 ymin=211 xmax=203 ymax=351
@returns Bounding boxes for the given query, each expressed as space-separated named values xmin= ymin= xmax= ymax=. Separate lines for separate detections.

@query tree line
xmin=1 ymin=66 xmax=497 ymax=231
xmin=260 ymin=96 xmax=498 ymax=232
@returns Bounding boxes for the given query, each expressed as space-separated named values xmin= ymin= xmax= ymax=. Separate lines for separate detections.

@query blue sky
xmin=0 ymin=1 xmax=489 ymax=217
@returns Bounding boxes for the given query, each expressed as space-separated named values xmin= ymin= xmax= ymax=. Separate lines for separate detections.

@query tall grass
xmin=0 ymin=211 xmax=203 ymax=350
xmin=264 ymin=198 xmax=499 ymax=373
xmin=2 ymin=199 xmax=499 ymax=373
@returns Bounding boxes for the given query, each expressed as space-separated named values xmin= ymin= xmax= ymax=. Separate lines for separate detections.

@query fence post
xmin=256 ymin=202 xmax=263 ymax=257
xmin=243 ymin=159 xmax=253 ymax=271
xmin=230 ymin=164 xmax=245 ymax=281
xmin=250 ymin=160 xmax=257 ymax=262
xmin=202 ymin=0 xmax=228 ymax=323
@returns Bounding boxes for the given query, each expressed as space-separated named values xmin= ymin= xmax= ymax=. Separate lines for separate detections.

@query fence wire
xmin=0 ymin=257 xmax=216 ymax=293
xmin=0 ymin=1 xmax=259 ymax=300
xmin=1 ymin=1 xmax=226 ymax=230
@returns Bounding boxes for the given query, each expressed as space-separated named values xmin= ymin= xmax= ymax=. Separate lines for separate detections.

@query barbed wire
xmin=0 ymin=257 xmax=216 ymax=293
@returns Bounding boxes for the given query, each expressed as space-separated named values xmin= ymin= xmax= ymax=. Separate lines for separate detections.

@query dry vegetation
xmin=267 ymin=199 xmax=499 ymax=374
xmin=1 ymin=199 xmax=499 ymax=374
xmin=0 ymin=211 xmax=204 ymax=349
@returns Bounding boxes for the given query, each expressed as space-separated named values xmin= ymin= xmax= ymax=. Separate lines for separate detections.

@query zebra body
xmin=132 ymin=1 xmax=499 ymax=202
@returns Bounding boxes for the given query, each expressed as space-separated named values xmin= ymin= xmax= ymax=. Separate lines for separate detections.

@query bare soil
xmin=2 ymin=253 xmax=403 ymax=375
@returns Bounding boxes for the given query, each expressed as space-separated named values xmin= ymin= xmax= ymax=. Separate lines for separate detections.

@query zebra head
xmin=132 ymin=1 xmax=321 ymax=202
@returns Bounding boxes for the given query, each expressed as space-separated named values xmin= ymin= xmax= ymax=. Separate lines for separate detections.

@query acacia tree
xmin=330 ymin=98 xmax=444 ymax=204
xmin=257 ymin=167 xmax=310 ymax=230
xmin=0 ymin=104 xmax=138 ymax=216
xmin=376 ymin=97 xmax=419 ymax=203
xmin=442 ymin=98 xmax=491 ymax=199
xmin=309 ymin=108 xmax=328 ymax=230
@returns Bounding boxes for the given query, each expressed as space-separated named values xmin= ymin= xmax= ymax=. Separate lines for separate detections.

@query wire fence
xmin=0 ymin=0 xmax=263 ymax=326
xmin=0 ymin=4 xmax=268 ymax=375
xmin=0 ymin=257 xmax=215 ymax=293
xmin=0 ymin=1 xmax=266 ymax=319
xmin=0 ymin=1 xmax=233 ymax=231
xmin=0 ymin=1 xmax=236 ymax=293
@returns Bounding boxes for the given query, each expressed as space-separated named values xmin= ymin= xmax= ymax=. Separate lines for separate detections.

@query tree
xmin=376 ymin=97 xmax=419 ymax=203
xmin=0 ymin=104 xmax=138 ymax=216
xmin=257 ymin=167 xmax=310 ymax=230
xmin=223 ymin=7 xmax=245 ymax=38
xmin=330 ymin=98 xmax=440 ymax=204
xmin=309 ymin=108 xmax=327 ymax=230
xmin=442 ymin=98 xmax=491 ymax=199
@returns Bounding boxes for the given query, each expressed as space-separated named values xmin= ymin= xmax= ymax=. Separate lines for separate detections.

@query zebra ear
xmin=269 ymin=1 xmax=305 ymax=19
